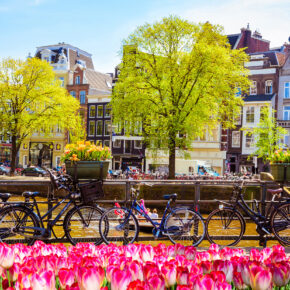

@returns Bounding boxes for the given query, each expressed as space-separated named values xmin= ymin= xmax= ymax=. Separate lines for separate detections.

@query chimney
xmin=242 ymin=23 xmax=252 ymax=52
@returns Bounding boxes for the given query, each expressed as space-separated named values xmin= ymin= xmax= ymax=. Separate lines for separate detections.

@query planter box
xmin=65 ymin=161 xmax=109 ymax=180
xmin=270 ymin=163 xmax=290 ymax=182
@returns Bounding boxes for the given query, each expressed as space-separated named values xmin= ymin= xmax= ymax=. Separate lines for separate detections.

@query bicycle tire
xmin=64 ymin=205 xmax=104 ymax=245
xmin=206 ymin=208 xmax=245 ymax=246
xmin=164 ymin=208 xmax=205 ymax=247
xmin=0 ymin=205 xmax=40 ymax=245
xmin=99 ymin=207 xmax=139 ymax=245
xmin=271 ymin=202 xmax=290 ymax=246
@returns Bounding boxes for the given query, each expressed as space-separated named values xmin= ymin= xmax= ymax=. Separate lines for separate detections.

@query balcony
xmin=278 ymin=120 xmax=290 ymax=128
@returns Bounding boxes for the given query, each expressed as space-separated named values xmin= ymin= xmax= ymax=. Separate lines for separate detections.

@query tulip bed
xmin=0 ymin=242 xmax=289 ymax=290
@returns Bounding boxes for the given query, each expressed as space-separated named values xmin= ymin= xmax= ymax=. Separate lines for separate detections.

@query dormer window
xmin=265 ymin=80 xmax=273 ymax=94
xmin=40 ymin=49 xmax=52 ymax=63
xmin=250 ymin=81 xmax=257 ymax=95
xmin=75 ymin=76 xmax=80 ymax=85
xmin=43 ymin=56 xmax=50 ymax=62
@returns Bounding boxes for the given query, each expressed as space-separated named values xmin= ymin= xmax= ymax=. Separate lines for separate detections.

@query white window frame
xmin=80 ymin=91 xmax=86 ymax=104
xmin=96 ymin=120 xmax=103 ymax=136
xmin=104 ymin=120 xmax=110 ymax=136
xmin=250 ymin=81 xmax=257 ymax=95
xmin=97 ymin=105 xmax=104 ymax=118
xmin=134 ymin=140 xmax=142 ymax=149
xmin=88 ymin=121 xmax=95 ymax=137
xmin=104 ymin=104 xmax=111 ymax=117
xmin=245 ymin=106 xmax=255 ymax=123
xmin=89 ymin=105 xmax=95 ymax=118
xmin=245 ymin=133 xmax=255 ymax=148
xmin=113 ymin=139 xmax=121 ymax=148
xmin=265 ymin=80 xmax=273 ymax=95
xmin=232 ymin=131 xmax=240 ymax=148
xmin=285 ymin=82 xmax=290 ymax=99
xmin=283 ymin=106 xmax=290 ymax=120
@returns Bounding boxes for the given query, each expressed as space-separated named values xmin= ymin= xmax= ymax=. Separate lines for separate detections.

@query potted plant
xmin=269 ymin=149 xmax=290 ymax=182
xmin=61 ymin=141 xmax=111 ymax=180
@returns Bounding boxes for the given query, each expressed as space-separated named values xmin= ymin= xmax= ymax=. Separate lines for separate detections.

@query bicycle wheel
xmin=0 ymin=205 xmax=40 ymax=245
xmin=64 ymin=205 xmax=104 ymax=245
xmin=271 ymin=203 xmax=290 ymax=246
xmin=206 ymin=208 xmax=245 ymax=246
xmin=99 ymin=207 xmax=139 ymax=245
xmin=164 ymin=208 xmax=205 ymax=247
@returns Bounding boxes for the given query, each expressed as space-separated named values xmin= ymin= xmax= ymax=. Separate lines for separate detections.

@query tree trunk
xmin=10 ymin=136 xmax=19 ymax=176
xmin=168 ymin=132 xmax=176 ymax=179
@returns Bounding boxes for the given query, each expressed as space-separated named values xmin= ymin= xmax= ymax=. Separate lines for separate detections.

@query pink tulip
xmin=209 ymin=271 xmax=226 ymax=283
xmin=216 ymin=281 xmax=232 ymax=290
xmin=250 ymin=249 xmax=264 ymax=262
xmin=140 ymin=245 xmax=154 ymax=262
xmin=125 ymin=244 xmax=140 ymax=260
xmin=124 ymin=261 xmax=143 ymax=281
xmin=58 ymin=268 xmax=75 ymax=288
xmin=209 ymin=243 xmax=219 ymax=253
xmin=199 ymin=261 xmax=212 ymax=274
xmin=106 ymin=265 xmax=119 ymax=283
xmin=174 ymin=244 xmax=185 ymax=256
xmin=161 ymin=264 xmax=176 ymax=287
xmin=233 ymin=271 xmax=247 ymax=289
xmin=176 ymin=266 xmax=189 ymax=285
xmin=111 ymin=269 xmax=131 ymax=290
xmin=31 ymin=270 xmax=55 ymax=290
xmin=143 ymin=263 xmax=160 ymax=280
xmin=176 ymin=285 xmax=191 ymax=290
xmin=127 ymin=279 xmax=149 ymax=290
xmin=271 ymin=262 xmax=290 ymax=287
xmin=192 ymin=275 xmax=215 ymax=290
xmin=77 ymin=266 xmax=105 ymax=290
xmin=147 ymin=275 xmax=165 ymax=290
xmin=0 ymin=246 xmax=15 ymax=269
xmin=249 ymin=266 xmax=272 ymax=290
xmin=213 ymin=260 xmax=234 ymax=282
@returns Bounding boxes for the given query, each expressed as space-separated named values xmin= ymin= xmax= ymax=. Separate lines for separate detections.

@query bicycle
xmin=205 ymin=179 xmax=290 ymax=247
xmin=99 ymin=183 xmax=205 ymax=246
xmin=0 ymin=170 xmax=104 ymax=245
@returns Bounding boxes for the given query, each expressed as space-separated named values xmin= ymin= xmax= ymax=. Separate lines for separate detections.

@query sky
xmin=0 ymin=0 xmax=290 ymax=74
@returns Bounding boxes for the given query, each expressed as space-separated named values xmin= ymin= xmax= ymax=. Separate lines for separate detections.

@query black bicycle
xmin=206 ymin=179 xmax=290 ymax=246
xmin=0 ymin=170 xmax=104 ymax=245
xmin=99 ymin=183 xmax=205 ymax=246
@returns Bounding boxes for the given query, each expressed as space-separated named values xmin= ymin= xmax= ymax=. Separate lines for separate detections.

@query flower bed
xmin=0 ymin=242 xmax=289 ymax=289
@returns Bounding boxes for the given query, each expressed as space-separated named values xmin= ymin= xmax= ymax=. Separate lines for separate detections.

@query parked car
xmin=21 ymin=166 xmax=47 ymax=177
xmin=0 ymin=166 xmax=10 ymax=175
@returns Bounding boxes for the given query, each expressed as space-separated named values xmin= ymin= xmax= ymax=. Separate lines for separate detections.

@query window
xmin=284 ymin=135 xmax=289 ymax=147
xmin=134 ymin=121 xmax=142 ymax=135
xmin=104 ymin=120 xmax=110 ymax=136
xmin=70 ymin=91 xmax=76 ymax=98
xmin=246 ymin=106 xmax=255 ymax=123
xmin=283 ymin=106 xmax=290 ymax=120
xmin=89 ymin=106 xmax=95 ymax=118
xmin=250 ymin=81 xmax=257 ymax=95
xmin=97 ymin=105 xmax=103 ymax=118
xmin=232 ymin=131 xmax=240 ymax=148
xmin=96 ymin=120 xmax=103 ymax=136
xmin=59 ymin=77 xmax=64 ymax=87
xmin=265 ymin=80 xmax=273 ymax=94
xmin=235 ymin=108 xmax=242 ymax=125
xmin=43 ymin=56 xmax=50 ymax=62
xmin=208 ymin=128 xmax=218 ymax=142
xmin=285 ymin=82 xmax=290 ymax=99
xmin=113 ymin=139 xmax=121 ymax=148
xmin=104 ymin=105 xmax=111 ymax=117
xmin=89 ymin=121 xmax=95 ymax=136
xmin=245 ymin=132 xmax=254 ymax=148
xmin=104 ymin=140 xmax=110 ymax=147
xmin=80 ymin=91 xmax=86 ymax=104
xmin=75 ymin=76 xmax=80 ymax=85
xmin=134 ymin=140 xmax=142 ymax=149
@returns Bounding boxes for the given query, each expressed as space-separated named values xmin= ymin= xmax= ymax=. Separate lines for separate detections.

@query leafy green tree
xmin=0 ymin=58 xmax=83 ymax=175
xmin=112 ymin=16 xmax=250 ymax=178
xmin=247 ymin=106 xmax=287 ymax=163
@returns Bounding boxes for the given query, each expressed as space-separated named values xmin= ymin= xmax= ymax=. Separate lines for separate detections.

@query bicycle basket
xmin=79 ymin=181 xmax=104 ymax=204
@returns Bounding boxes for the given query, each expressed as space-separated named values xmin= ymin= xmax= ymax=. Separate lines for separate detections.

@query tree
xmin=247 ymin=106 xmax=287 ymax=163
xmin=0 ymin=57 xmax=82 ymax=175
xmin=112 ymin=16 xmax=250 ymax=178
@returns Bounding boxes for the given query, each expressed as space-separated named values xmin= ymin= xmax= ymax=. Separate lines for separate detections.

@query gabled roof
xmin=244 ymin=93 xmax=275 ymax=102
xmin=227 ymin=34 xmax=241 ymax=49
xmin=84 ymin=69 xmax=112 ymax=93
xmin=249 ymin=51 xmax=283 ymax=66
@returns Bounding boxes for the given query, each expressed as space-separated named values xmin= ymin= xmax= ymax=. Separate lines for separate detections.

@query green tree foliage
xmin=112 ymin=16 xmax=250 ymax=178
xmin=248 ymin=106 xmax=287 ymax=162
xmin=0 ymin=57 xmax=83 ymax=175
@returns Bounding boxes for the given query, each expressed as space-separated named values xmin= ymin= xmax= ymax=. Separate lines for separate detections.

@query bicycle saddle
xmin=0 ymin=193 xmax=11 ymax=202
xmin=22 ymin=191 xmax=40 ymax=198
xmin=163 ymin=193 xmax=177 ymax=201
xmin=267 ymin=188 xmax=283 ymax=195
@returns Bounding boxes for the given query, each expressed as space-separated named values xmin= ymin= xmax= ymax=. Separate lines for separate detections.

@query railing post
xmin=125 ymin=180 xmax=131 ymax=207
xmin=47 ymin=181 xmax=53 ymax=223
xmin=194 ymin=181 xmax=200 ymax=213
xmin=259 ymin=181 xmax=267 ymax=247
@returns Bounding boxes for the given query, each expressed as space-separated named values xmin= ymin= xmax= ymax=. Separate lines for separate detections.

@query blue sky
xmin=1 ymin=0 xmax=290 ymax=73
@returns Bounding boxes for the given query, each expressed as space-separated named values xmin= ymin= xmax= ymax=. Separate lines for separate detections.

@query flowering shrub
xmin=61 ymin=141 xmax=111 ymax=162
xmin=0 ymin=242 xmax=289 ymax=289
xmin=270 ymin=148 xmax=290 ymax=164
